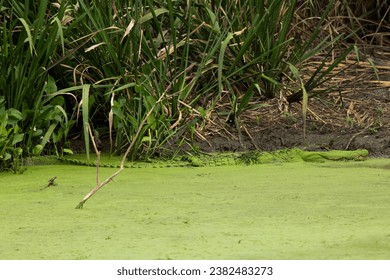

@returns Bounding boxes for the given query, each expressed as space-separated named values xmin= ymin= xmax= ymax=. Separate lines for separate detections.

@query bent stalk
xmin=75 ymin=93 xmax=167 ymax=209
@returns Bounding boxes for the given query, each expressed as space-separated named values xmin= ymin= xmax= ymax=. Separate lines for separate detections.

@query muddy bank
xmin=191 ymin=126 xmax=390 ymax=157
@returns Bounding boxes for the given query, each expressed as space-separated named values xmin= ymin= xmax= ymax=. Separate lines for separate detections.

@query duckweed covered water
xmin=0 ymin=159 xmax=389 ymax=259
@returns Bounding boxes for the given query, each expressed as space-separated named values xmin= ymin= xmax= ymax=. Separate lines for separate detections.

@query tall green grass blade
xmin=18 ymin=18 xmax=35 ymax=55
xmin=289 ymin=63 xmax=307 ymax=142
xmin=218 ymin=32 xmax=234 ymax=98
xmin=304 ymin=45 xmax=354 ymax=94
xmin=82 ymin=84 xmax=91 ymax=160
xmin=139 ymin=8 xmax=170 ymax=24
xmin=236 ymin=84 xmax=255 ymax=115
xmin=40 ymin=123 xmax=57 ymax=151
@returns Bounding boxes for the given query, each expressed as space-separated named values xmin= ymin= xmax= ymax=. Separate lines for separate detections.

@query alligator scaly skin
xmin=51 ymin=149 xmax=369 ymax=168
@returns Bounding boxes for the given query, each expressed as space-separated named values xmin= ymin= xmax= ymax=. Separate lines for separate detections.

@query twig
xmin=75 ymin=93 xmax=167 ymax=209
xmin=243 ymin=125 xmax=259 ymax=150
xmin=86 ymin=123 xmax=101 ymax=185
xmin=345 ymin=127 xmax=369 ymax=150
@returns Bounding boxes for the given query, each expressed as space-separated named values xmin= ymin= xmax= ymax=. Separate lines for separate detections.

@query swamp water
xmin=0 ymin=159 xmax=389 ymax=259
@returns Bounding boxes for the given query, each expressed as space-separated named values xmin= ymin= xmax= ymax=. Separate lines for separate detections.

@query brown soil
xmin=184 ymin=53 xmax=390 ymax=158
xmin=189 ymin=88 xmax=390 ymax=157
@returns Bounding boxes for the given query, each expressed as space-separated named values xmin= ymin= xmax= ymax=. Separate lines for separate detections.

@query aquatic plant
xmin=0 ymin=0 xmax=388 ymax=164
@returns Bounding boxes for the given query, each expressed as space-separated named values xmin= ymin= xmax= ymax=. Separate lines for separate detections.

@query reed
xmin=1 ymin=0 xmax=387 ymax=170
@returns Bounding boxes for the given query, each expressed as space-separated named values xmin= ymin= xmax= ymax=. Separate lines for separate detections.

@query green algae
xmin=0 ymin=158 xmax=389 ymax=260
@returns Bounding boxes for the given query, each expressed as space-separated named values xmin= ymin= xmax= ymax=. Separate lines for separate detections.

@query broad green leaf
xmin=14 ymin=147 xmax=23 ymax=156
xmin=63 ymin=148 xmax=74 ymax=155
xmin=45 ymin=75 xmax=58 ymax=94
xmin=147 ymin=114 xmax=157 ymax=130
xmin=3 ymin=153 xmax=11 ymax=161
xmin=7 ymin=108 xmax=23 ymax=121
xmin=32 ymin=144 xmax=44 ymax=156
xmin=11 ymin=133 xmax=24 ymax=145
xmin=112 ymin=102 xmax=124 ymax=118
xmin=141 ymin=136 xmax=152 ymax=143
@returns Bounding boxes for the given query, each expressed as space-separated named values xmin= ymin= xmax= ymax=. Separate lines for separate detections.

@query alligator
xmin=25 ymin=148 xmax=369 ymax=169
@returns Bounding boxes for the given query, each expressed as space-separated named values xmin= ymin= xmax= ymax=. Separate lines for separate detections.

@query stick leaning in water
xmin=75 ymin=93 xmax=167 ymax=209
